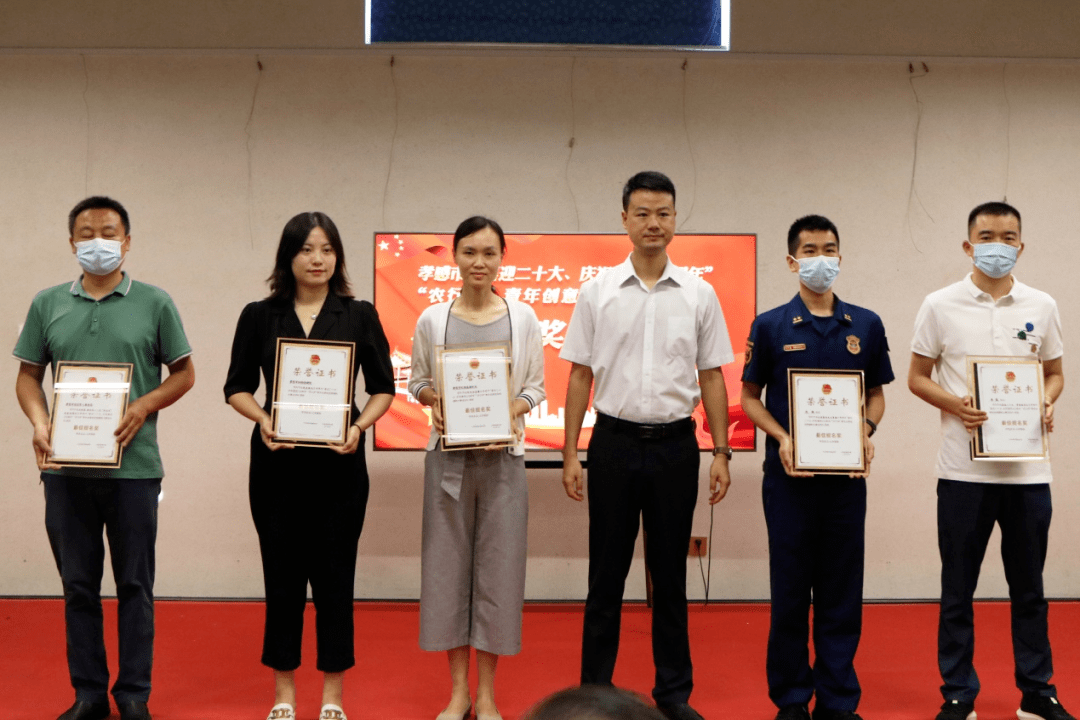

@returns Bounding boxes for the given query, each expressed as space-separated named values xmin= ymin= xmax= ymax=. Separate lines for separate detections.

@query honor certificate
xmin=437 ymin=343 xmax=514 ymax=450
xmin=271 ymin=339 xmax=355 ymax=446
xmin=788 ymin=369 xmax=866 ymax=474
xmin=49 ymin=362 xmax=133 ymax=468
xmin=968 ymin=356 xmax=1048 ymax=461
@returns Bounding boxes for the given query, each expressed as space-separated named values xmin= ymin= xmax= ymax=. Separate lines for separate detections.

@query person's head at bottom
xmin=523 ymin=685 xmax=666 ymax=720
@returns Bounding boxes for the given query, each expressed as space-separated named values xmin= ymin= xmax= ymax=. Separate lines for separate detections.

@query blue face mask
xmin=75 ymin=238 xmax=124 ymax=275
xmin=971 ymin=242 xmax=1017 ymax=279
xmin=792 ymin=255 xmax=840 ymax=294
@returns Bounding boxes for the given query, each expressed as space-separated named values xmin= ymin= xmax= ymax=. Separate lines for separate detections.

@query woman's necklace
xmin=295 ymin=297 xmax=324 ymax=322
xmin=454 ymin=295 xmax=500 ymax=322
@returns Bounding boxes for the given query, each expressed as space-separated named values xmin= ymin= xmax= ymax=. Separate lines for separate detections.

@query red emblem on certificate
xmin=1005 ymin=371 xmax=1016 ymax=382
xmin=469 ymin=358 xmax=481 ymax=369
xmin=310 ymin=354 xmax=321 ymax=365
xmin=822 ymin=384 xmax=832 ymax=395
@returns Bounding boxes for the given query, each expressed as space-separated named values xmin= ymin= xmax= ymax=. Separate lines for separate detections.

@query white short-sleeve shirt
xmin=560 ymin=254 xmax=734 ymax=423
xmin=911 ymin=273 xmax=1063 ymax=484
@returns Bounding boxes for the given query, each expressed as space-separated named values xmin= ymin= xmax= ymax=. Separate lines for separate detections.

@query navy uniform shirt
xmin=742 ymin=293 xmax=894 ymax=476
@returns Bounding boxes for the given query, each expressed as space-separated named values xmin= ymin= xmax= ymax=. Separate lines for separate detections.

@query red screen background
xmin=373 ymin=233 xmax=757 ymax=452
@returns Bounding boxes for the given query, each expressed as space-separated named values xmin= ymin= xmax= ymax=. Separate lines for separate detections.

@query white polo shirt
xmin=911 ymin=273 xmax=1063 ymax=484
xmin=560 ymin=254 xmax=734 ymax=424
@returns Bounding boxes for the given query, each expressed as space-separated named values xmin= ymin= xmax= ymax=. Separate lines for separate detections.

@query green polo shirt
xmin=14 ymin=272 xmax=192 ymax=479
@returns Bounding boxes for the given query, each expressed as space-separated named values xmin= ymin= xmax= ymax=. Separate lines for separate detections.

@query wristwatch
xmin=864 ymin=418 xmax=877 ymax=437
xmin=712 ymin=445 xmax=733 ymax=460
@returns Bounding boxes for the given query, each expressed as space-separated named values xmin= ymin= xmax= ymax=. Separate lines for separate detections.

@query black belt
xmin=595 ymin=412 xmax=695 ymax=441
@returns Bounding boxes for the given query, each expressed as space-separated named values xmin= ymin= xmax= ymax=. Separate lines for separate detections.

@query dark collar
xmin=269 ymin=292 xmax=348 ymax=313
xmin=269 ymin=292 xmax=349 ymax=339
xmin=787 ymin=293 xmax=853 ymax=327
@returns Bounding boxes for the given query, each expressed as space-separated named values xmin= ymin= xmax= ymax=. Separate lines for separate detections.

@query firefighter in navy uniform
xmin=741 ymin=215 xmax=894 ymax=720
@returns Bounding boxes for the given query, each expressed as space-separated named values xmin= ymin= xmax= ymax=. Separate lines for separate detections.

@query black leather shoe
xmin=58 ymin=700 xmax=111 ymax=720
xmin=118 ymin=700 xmax=152 ymax=720
xmin=776 ymin=705 xmax=812 ymax=720
xmin=811 ymin=709 xmax=863 ymax=720
xmin=657 ymin=703 xmax=706 ymax=720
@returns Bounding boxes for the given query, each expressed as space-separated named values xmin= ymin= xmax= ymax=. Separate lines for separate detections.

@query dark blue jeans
xmin=580 ymin=422 xmax=700 ymax=705
xmin=937 ymin=479 xmax=1056 ymax=702
xmin=762 ymin=472 xmax=866 ymax=712
xmin=43 ymin=475 xmax=160 ymax=704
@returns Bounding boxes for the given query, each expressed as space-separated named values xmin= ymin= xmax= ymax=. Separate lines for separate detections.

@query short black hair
xmin=787 ymin=214 xmax=840 ymax=256
xmin=968 ymin=201 xmax=1021 ymax=232
xmin=68 ymin=196 xmax=130 ymax=236
xmin=267 ymin=211 xmax=353 ymax=301
xmin=622 ymin=171 xmax=676 ymax=210
xmin=523 ymin=685 xmax=666 ymax=720
xmin=452 ymin=215 xmax=506 ymax=255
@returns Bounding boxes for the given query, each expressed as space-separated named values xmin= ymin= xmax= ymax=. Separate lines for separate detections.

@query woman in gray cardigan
xmin=408 ymin=216 xmax=546 ymax=720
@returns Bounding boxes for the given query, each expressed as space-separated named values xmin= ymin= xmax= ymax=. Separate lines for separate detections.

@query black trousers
xmin=762 ymin=472 xmax=866 ymax=712
xmin=580 ymin=420 xmax=699 ymax=705
xmin=43 ymin=475 xmax=160 ymax=704
xmin=249 ymin=431 xmax=370 ymax=673
xmin=937 ymin=479 xmax=1056 ymax=702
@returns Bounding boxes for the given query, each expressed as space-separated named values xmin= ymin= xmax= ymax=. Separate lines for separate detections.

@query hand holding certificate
xmin=436 ymin=342 xmax=515 ymax=450
xmin=968 ymin=356 xmax=1048 ymax=461
xmin=49 ymin=361 xmax=133 ymax=468
xmin=788 ymin=369 xmax=867 ymax=474
xmin=271 ymin=339 xmax=355 ymax=446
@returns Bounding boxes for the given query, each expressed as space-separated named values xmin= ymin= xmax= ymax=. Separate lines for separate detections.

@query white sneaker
xmin=321 ymin=704 xmax=347 ymax=720
xmin=266 ymin=703 xmax=295 ymax=720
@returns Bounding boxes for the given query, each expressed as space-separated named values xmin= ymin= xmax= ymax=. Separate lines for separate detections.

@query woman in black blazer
xmin=224 ymin=212 xmax=394 ymax=720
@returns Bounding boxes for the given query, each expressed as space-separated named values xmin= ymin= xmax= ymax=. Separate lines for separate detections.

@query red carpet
xmin=3 ymin=599 xmax=1079 ymax=720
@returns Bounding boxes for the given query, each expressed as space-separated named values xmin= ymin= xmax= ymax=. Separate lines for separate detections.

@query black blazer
xmin=224 ymin=293 xmax=395 ymax=422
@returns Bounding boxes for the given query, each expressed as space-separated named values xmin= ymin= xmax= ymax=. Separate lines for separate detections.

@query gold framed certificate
xmin=967 ymin=356 xmax=1048 ymax=461
xmin=271 ymin=339 xmax=355 ymax=446
xmin=788 ymin=368 xmax=867 ymax=474
xmin=49 ymin=361 xmax=133 ymax=468
xmin=436 ymin=342 xmax=514 ymax=451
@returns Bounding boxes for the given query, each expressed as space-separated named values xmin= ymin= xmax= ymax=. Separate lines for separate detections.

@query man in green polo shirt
xmin=14 ymin=196 xmax=195 ymax=720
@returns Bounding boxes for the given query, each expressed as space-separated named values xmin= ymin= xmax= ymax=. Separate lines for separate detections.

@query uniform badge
xmin=783 ymin=343 xmax=806 ymax=352
xmin=745 ymin=339 xmax=754 ymax=365
xmin=844 ymin=314 xmax=852 ymax=322
xmin=792 ymin=315 xmax=803 ymax=324
xmin=846 ymin=335 xmax=861 ymax=355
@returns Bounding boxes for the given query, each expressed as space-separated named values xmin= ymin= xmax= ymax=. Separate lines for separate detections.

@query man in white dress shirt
xmin=560 ymin=171 xmax=735 ymax=720
xmin=909 ymin=201 xmax=1071 ymax=720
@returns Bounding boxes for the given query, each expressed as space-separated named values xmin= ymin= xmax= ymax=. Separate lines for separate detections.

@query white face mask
xmin=75 ymin=238 xmax=124 ymax=275
xmin=970 ymin=242 xmax=1018 ymax=279
xmin=791 ymin=255 xmax=840 ymax=294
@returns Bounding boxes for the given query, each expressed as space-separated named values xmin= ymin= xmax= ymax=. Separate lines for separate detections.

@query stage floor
xmin=3 ymin=599 xmax=1079 ymax=720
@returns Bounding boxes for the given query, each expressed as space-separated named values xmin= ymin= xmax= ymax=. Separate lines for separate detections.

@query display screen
xmin=373 ymin=232 xmax=756 ymax=452
xmin=366 ymin=0 xmax=730 ymax=50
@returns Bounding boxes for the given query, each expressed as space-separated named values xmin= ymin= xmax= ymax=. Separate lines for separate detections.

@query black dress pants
xmin=937 ymin=479 xmax=1056 ymax=702
xmin=762 ymin=472 xmax=866 ymax=712
xmin=249 ymin=430 xmax=370 ymax=673
xmin=580 ymin=420 xmax=699 ymax=705
xmin=43 ymin=475 xmax=160 ymax=704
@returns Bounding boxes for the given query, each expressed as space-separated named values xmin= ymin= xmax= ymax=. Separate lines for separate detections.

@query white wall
xmin=4 ymin=0 xmax=1080 ymax=58
xmin=2 ymin=50 xmax=1078 ymax=601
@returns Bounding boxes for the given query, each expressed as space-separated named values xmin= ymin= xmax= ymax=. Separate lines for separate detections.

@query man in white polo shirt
xmin=909 ymin=201 xmax=1069 ymax=720
xmin=560 ymin=171 xmax=735 ymax=720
